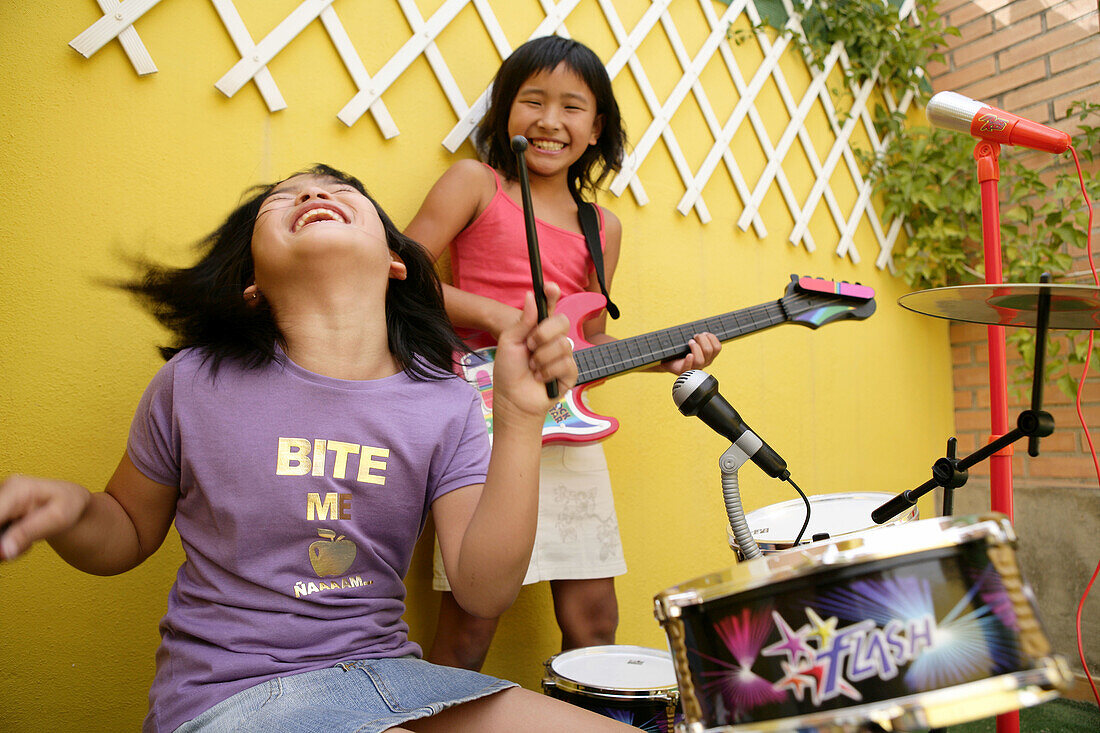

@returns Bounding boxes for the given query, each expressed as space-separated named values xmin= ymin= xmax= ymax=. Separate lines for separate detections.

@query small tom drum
xmin=659 ymin=514 xmax=1071 ymax=731
xmin=542 ymin=645 xmax=682 ymax=731
xmin=728 ymin=491 xmax=919 ymax=557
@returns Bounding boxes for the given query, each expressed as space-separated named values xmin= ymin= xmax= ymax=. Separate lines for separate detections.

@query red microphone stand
xmin=974 ymin=139 xmax=1019 ymax=733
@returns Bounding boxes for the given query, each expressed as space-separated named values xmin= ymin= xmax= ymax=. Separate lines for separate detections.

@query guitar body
xmin=457 ymin=276 xmax=875 ymax=445
xmin=458 ymin=292 xmax=619 ymax=445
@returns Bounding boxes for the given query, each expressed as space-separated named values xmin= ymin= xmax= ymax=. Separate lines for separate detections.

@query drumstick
xmin=510 ymin=134 xmax=558 ymax=399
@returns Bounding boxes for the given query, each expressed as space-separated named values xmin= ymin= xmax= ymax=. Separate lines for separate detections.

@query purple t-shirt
xmin=127 ymin=347 xmax=490 ymax=733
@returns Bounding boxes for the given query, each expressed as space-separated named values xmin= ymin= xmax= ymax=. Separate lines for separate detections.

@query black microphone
xmin=672 ymin=370 xmax=790 ymax=480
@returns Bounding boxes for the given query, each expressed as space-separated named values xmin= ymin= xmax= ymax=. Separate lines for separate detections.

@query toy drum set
xmin=655 ymin=514 xmax=1071 ymax=731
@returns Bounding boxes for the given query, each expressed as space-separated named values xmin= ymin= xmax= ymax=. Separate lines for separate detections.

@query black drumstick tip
xmin=510 ymin=135 xmax=529 ymax=152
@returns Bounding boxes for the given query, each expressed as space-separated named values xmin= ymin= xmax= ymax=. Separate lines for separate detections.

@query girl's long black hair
xmin=123 ymin=164 xmax=466 ymax=380
xmin=476 ymin=35 xmax=626 ymax=201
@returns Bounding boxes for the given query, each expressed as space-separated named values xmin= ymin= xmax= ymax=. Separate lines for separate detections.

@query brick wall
xmin=928 ymin=0 xmax=1099 ymax=485
xmin=931 ymin=0 xmax=1098 ymax=123
xmin=926 ymin=0 xmax=1099 ymax=682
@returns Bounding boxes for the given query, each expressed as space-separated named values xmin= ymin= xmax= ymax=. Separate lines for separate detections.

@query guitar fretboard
xmin=575 ymin=299 xmax=788 ymax=384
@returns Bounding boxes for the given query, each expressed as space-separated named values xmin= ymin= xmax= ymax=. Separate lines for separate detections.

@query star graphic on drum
xmin=775 ymin=660 xmax=816 ymax=701
xmin=774 ymin=656 xmax=861 ymax=707
xmin=805 ymin=608 xmax=840 ymax=648
xmin=762 ymin=612 xmax=815 ymax=666
xmin=761 ymin=608 xmax=866 ymax=706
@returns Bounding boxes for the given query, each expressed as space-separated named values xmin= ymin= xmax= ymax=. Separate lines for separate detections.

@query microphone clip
xmin=720 ymin=436 xmax=759 ymax=475
xmin=718 ymin=443 xmax=763 ymax=561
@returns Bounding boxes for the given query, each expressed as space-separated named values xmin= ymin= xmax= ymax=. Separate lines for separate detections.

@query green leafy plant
xmin=729 ymin=0 xmax=957 ymax=108
xmin=728 ymin=1 xmax=1099 ymax=398
xmin=867 ymin=123 xmax=984 ymax=288
xmin=797 ymin=0 xmax=955 ymax=102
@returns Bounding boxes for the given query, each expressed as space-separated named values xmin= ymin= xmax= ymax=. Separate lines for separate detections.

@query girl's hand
xmin=0 ymin=475 xmax=91 ymax=561
xmin=491 ymin=283 xmax=577 ymax=424
xmin=661 ymin=332 xmax=722 ymax=375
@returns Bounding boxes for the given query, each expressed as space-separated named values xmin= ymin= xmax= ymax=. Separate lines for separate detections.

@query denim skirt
xmin=174 ymin=657 xmax=517 ymax=732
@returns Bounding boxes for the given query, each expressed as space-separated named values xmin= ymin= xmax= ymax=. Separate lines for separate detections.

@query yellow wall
xmin=0 ymin=2 xmax=952 ymax=729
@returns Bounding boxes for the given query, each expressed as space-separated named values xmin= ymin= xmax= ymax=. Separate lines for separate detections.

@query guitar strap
xmin=577 ymin=201 xmax=620 ymax=319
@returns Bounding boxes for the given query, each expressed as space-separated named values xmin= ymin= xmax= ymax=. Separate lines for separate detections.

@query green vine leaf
xmin=743 ymin=3 xmax=1100 ymax=398
xmin=751 ymin=0 xmax=790 ymax=27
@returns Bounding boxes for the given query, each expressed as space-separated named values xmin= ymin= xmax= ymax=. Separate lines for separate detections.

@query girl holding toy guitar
xmin=405 ymin=36 xmax=721 ymax=672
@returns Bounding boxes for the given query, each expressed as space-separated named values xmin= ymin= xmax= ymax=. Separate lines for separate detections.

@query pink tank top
xmin=450 ymin=164 xmax=604 ymax=349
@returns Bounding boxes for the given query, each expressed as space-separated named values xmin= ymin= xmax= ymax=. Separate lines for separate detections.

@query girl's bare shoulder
xmin=596 ymin=203 xmax=622 ymax=239
xmin=441 ymin=159 xmax=497 ymax=198
xmin=406 ymin=159 xmax=499 ymax=252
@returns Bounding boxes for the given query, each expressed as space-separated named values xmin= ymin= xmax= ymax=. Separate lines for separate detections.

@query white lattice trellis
xmin=69 ymin=0 xmax=923 ymax=270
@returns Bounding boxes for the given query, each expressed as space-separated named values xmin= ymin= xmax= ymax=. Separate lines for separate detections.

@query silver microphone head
xmin=926 ymin=91 xmax=985 ymax=133
xmin=672 ymin=369 xmax=712 ymax=409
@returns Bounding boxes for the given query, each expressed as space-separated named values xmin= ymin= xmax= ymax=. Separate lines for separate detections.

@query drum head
xmin=748 ymin=491 xmax=915 ymax=544
xmin=547 ymin=645 xmax=677 ymax=693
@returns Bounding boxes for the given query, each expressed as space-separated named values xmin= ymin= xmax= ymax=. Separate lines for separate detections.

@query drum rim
xmin=543 ymin=644 xmax=680 ymax=698
xmin=683 ymin=658 xmax=1070 ymax=732
xmin=541 ymin=677 xmax=680 ymax=702
xmin=656 ymin=514 xmax=1014 ymax=617
xmin=749 ymin=491 xmax=902 ymax=517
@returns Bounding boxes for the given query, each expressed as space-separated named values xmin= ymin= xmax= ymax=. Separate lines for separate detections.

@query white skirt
xmin=433 ymin=442 xmax=627 ymax=591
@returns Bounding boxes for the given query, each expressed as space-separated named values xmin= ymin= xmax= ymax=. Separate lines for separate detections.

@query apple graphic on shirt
xmin=309 ymin=528 xmax=357 ymax=577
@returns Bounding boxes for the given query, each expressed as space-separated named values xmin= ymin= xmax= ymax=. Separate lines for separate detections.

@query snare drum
xmin=542 ymin=645 xmax=682 ymax=731
xmin=657 ymin=514 xmax=1071 ymax=732
xmin=728 ymin=492 xmax=918 ymax=557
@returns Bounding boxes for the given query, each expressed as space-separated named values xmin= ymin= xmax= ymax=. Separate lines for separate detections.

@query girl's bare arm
xmin=0 ymin=453 xmax=178 ymax=574
xmin=431 ymin=288 xmax=577 ymax=618
xmin=405 ymin=160 xmax=522 ymax=339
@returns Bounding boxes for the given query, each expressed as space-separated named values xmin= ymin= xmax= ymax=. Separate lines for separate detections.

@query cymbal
xmin=898 ymin=283 xmax=1100 ymax=329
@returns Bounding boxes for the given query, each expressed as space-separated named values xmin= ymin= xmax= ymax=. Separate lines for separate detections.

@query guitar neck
xmin=575 ymin=300 xmax=787 ymax=385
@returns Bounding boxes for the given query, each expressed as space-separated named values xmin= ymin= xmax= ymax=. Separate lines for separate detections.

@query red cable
xmin=1068 ymin=145 xmax=1099 ymax=709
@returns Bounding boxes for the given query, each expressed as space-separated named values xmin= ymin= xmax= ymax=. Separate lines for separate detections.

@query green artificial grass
xmin=945 ymin=698 xmax=1100 ymax=732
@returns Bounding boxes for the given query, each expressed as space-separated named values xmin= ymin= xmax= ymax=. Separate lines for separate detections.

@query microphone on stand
xmin=672 ymin=370 xmax=790 ymax=481
xmin=926 ymin=91 xmax=1071 ymax=154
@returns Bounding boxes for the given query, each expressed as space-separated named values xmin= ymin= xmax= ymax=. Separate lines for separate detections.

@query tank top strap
xmin=481 ymin=162 xmax=504 ymax=194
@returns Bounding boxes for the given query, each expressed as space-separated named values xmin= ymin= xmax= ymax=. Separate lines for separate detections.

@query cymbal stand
xmin=872 ymin=273 xmax=1055 ymax=526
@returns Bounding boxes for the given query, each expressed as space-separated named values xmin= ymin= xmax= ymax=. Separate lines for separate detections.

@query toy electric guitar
xmin=460 ymin=274 xmax=876 ymax=444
